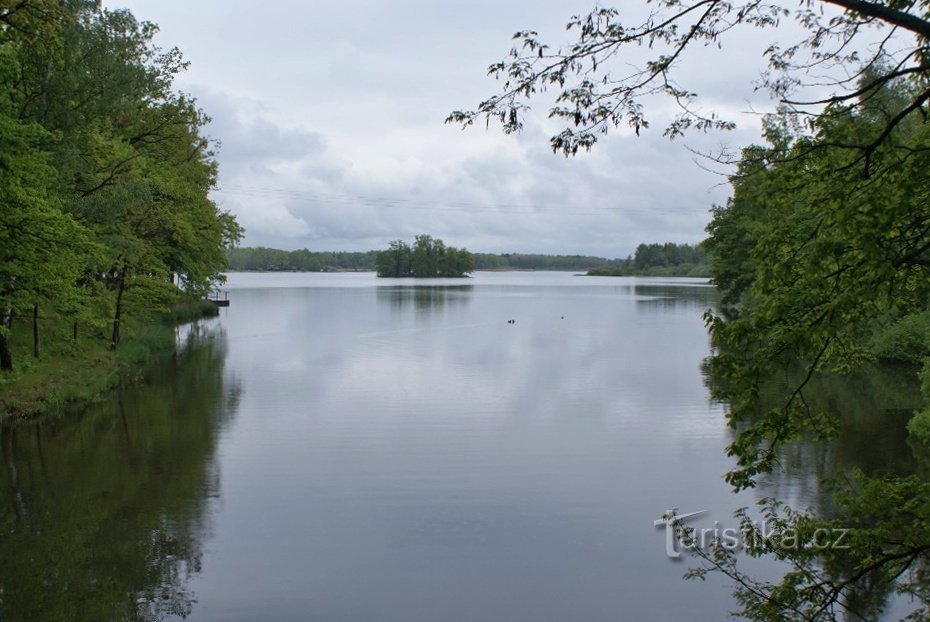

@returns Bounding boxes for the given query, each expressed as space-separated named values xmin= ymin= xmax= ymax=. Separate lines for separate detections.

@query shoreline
xmin=0 ymin=300 xmax=219 ymax=422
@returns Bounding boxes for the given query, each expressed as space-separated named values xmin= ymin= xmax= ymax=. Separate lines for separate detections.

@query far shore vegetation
xmin=586 ymin=243 xmax=709 ymax=277
xmin=226 ymin=241 xmax=707 ymax=276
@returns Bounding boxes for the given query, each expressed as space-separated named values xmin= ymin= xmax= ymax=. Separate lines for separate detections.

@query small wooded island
xmin=375 ymin=235 xmax=475 ymax=278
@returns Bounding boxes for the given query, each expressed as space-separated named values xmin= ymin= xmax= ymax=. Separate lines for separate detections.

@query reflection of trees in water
xmin=703 ymin=359 xmax=930 ymax=619
xmin=739 ymin=363 xmax=924 ymax=510
xmin=0 ymin=323 xmax=240 ymax=621
xmin=376 ymin=284 xmax=474 ymax=312
xmin=633 ymin=283 xmax=720 ymax=309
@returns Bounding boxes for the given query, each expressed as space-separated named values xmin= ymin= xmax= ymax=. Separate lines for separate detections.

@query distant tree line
xmin=375 ymin=235 xmax=475 ymax=278
xmin=473 ymin=253 xmax=611 ymax=271
xmin=227 ymin=248 xmax=610 ymax=272
xmin=227 ymin=247 xmax=377 ymax=272
xmin=227 ymin=243 xmax=707 ymax=275
xmin=587 ymin=243 xmax=708 ymax=277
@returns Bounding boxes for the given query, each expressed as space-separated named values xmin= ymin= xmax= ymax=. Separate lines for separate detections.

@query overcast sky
xmin=106 ymin=0 xmax=780 ymax=257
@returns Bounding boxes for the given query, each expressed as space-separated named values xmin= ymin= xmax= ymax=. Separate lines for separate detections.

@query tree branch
xmin=821 ymin=0 xmax=930 ymax=40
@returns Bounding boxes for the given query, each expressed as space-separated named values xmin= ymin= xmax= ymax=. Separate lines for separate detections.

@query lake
xmin=1 ymin=272 xmax=918 ymax=621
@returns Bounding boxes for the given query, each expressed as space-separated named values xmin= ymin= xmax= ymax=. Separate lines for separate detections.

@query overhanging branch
xmin=821 ymin=0 xmax=930 ymax=40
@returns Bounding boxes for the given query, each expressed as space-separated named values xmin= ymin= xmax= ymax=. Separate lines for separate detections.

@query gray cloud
xmin=111 ymin=0 xmax=773 ymax=256
xmin=198 ymin=89 xmax=326 ymax=167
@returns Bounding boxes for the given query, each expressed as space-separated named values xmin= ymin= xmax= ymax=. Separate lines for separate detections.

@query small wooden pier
xmin=207 ymin=290 xmax=230 ymax=307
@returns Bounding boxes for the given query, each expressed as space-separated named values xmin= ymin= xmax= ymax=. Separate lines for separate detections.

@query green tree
xmin=694 ymin=77 xmax=930 ymax=619
xmin=704 ymin=75 xmax=930 ymax=483
xmin=0 ymin=1 xmax=242 ymax=368
xmin=410 ymin=234 xmax=439 ymax=277
xmin=22 ymin=4 xmax=241 ymax=346
xmin=450 ymin=247 xmax=476 ymax=276
xmin=0 ymin=25 xmax=93 ymax=370
xmin=375 ymin=240 xmax=412 ymax=277
xmin=375 ymin=236 xmax=473 ymax=278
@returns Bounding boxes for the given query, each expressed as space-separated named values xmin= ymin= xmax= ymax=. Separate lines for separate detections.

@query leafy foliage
xmin=448 ymin=0 xmax=930 ymax=165
xmin=679 ymin=473 xmax=930 ymax=621
xmin=694 ymin=77 xmax=930 ymax=619
xmin=0 ymin=1 xmax=241 ymax=371
xmin=587 ymin=242 xmax=708 ymax=276
xmin=705 ymin=75 xmax=930 ymax=489
xmin=870 ymin=312 xmax=930 ymax=364
xmin=375 ymin=235 xmax=475 ymax=278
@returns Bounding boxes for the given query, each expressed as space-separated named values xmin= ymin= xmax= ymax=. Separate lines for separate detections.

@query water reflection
xmin=184 ymin=273 xmax=742 ymax=621
xmin=739 ymin=363 xmax=925 ymax=510
xmin=0 ymin=273 xmax=777 ymax=621
xmin=376 ymin=284 xmax=474 ymax=312
xmin=0 ymin=322 xmax=239 ymax=621
xmin=632 ymin=281 xmax=720 ymax=309
xmin=705 ymin=356 xmax=929 ymax=620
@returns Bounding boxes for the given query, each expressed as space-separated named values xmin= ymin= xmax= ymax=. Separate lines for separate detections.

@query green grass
xmin=0 ymin=298 xmax=217 ymax=420
xmin=158 ymin=299 xmax=219 ymax=325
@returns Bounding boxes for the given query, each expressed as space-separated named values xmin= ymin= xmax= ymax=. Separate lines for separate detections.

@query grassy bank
xmin=0 ymin=299 xmax=219 ymax=420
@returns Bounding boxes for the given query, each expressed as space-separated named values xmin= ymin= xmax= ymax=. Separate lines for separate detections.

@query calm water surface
xmin=3 ymin=272 xmax=914 ymax=620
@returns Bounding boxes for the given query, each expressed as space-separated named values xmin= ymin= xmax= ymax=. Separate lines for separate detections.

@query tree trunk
xmin=32 ymin=304 xmax=39 ymax=359
xmin=0 ymin=307 xmax=12 ymax=371
xmin=72 ymin=320 xmax=78 ymax=343
xmin=110 ymin=271 xmax=126 ymax=349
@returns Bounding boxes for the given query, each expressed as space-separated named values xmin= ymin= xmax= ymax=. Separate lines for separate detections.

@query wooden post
xmin=0 ymin=307 xmax=12 ymax=371
xmin=32 ymin=304 xmax=39 ymax=359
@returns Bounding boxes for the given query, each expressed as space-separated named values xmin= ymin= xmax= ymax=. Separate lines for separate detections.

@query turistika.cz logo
xmin=654 ymin=508 xmax=850 ymax=559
